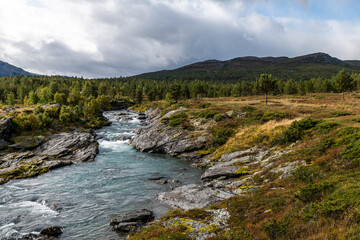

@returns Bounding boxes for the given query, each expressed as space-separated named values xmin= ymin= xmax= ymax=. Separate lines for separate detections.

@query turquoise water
xmin=0 ymin=111 xmax=203 ymax=239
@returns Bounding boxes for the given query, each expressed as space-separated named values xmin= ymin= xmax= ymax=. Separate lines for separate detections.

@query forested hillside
xmin=0 ymin=60 xmax=33 ymax=77
xmin=135 ymin=53 xmax=360 ymax=82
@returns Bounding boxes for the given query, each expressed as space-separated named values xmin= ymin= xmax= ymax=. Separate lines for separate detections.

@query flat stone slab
xmin=157 ymin=184 xmax=234 ymax=210
xmin=201 ymin=166 xmax=242 ymax=181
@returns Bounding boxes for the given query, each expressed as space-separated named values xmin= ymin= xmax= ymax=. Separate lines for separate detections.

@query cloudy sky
xmin=0 ymin=0 xmax=360 ymax=78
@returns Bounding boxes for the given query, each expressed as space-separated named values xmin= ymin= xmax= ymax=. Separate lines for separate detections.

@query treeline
xmin=0 ymin=69 xmax=359 ymax=107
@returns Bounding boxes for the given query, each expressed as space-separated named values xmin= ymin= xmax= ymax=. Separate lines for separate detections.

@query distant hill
xmin=134 ymin=53 xmax=360 ymax=82
xmin=0 ymin=60 xmax=33 ymax=77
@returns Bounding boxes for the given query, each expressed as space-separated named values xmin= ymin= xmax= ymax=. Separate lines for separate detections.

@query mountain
xmin=134 ymin=53 xmax=360 ymax=82
xmin=0 ymin=60 xmax=33 ymax=77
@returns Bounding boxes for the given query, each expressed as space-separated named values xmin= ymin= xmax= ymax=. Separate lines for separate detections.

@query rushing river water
xmin=0 ymin=111 xmax=203 ymax=239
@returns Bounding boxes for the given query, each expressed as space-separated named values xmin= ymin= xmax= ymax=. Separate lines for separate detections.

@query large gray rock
xmin=0 ymin=131 xmax=98 ymax=184
xmin=201 ymin=166 xmax=244 ymax=181
xmin=130 ymin=108 xmax=207 ymax=157
xmin=0 ymin=117 xmax=12 ymax=140
xmin=35 ymin=132 xmax=98 ymax=162
xmin=110 ymin=209 xmax=154 ymax=233
xmin=157 ymin=184 xmax=234 ymax=210
xmin=42 ymin=103 xmax=61 ymax=110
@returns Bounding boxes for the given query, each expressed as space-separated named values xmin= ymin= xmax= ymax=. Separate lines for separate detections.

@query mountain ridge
xmin=134 ymin=52 xmax=360 ymax=82
xmin=0 ymin=60 xmax=34 ymax=77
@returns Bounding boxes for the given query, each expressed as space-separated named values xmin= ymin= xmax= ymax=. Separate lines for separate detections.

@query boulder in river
xmin=2 ymin=225 xmax=62 ymax=240
xmin=40 ymin=226 xmax=63 ymax=237
xmin=110 ymin=209 xmax=154 ymax=233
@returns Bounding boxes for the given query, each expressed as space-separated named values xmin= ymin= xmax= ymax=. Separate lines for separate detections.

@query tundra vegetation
xmin=128 ymin=92 xmax=360 ymax=239
xmin=2 ymin=69 xmax=360 ymax=239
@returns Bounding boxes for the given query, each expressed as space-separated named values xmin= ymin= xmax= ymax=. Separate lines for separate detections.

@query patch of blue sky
xmin=251 ymin=0 xmax=360 ymax=21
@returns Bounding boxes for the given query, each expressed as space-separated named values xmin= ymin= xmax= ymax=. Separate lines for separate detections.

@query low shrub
xmin=199 ymin=103 xmax=211 ymax=108
xmin=342 ymin=139 xmax=360 ymax=165
xmin=316 ymin=121 xmax=340 ymax=133
xmin=295 ymin=182 xmax=335 ymax=203
xmin=196 ymin=110 xmax=217 ymax=119
xmin=213 ymin=114 xmax=224 ymax=122
xmin=281 ymin=118 xmax=321 ymax=143
xmin=329 ymin=111 xmax=353 ymax=117
xmin=211 ymin=127 xmax=234 ymax=147
xmin=262 ymin=110 xmax=289 ymax=122
xmin=161 ymin=112 xmax=188 ymax=127
xmin=262 ymin=219 xmax=289 ymax=240
xmin=293 ymin=166 xmax=319 ymax=184
xmin=352 ymin=118 xmax=360 ymax=123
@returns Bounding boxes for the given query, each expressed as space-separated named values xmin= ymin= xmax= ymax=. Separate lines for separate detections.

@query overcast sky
xmin=1 ymin=0 xmax=360 ymax=78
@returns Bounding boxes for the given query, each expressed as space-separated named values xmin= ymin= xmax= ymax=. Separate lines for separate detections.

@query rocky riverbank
xmin=127 ymin=107 xmax=304 ymax=239
xmin=0 ymin=117 xmax=99 ymax=184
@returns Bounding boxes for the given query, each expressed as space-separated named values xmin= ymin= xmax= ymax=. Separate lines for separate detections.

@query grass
xmin=117 ymin=93 xmax=360 ymax=239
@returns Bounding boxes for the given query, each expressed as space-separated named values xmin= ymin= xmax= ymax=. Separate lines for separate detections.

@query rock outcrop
xmin=201 ymin=166 xmax=243 ymax=181
xmin=0 ymin=131 xmax=98 ymax=184
xmin=130 ymin=108 xmax=208 ymax=158
xmin=157 ymin=184 xmax=234 ymax=210
xmin=2 ymin=225 xmax=62 ymax=240
xmin=0 ymin=117 xmax=13 ymax=140
xmin=110 ymin=209 xmax=154 ymax=233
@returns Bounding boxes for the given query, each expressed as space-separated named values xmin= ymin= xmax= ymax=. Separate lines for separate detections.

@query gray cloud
xmin=0 ymin=0 xmax=359 ymax=78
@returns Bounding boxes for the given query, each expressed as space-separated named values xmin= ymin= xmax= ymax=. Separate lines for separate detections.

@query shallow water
xmin=0 ymin=111 xmax=203 ymax=239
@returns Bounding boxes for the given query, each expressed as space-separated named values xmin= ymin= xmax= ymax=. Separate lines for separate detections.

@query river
xmin=0 ymin=111 xmax=203 ymax=239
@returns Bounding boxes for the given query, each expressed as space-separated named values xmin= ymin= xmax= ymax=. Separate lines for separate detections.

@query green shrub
xmin=352 ymin=118 xmax=360 ymax=123
xmin=342 ymin=139 xmax=360 ymax=165
xmin=45 ymin=106 xmax=60 ymax=118
xmin=213 ymin=114 xmax=224 ymax=122
xmin=59 ymin=106 xmax=74 ymax=124
xmin=196 ymin=110 xmax=217 ymax=119
xmin=312 ymin=199 xmax=348 ymax=217
xmin=262 ymin=219 xmax=289 ymax=240
xmin=27 ymin=115 xmax=41 ymax=130
xmin=329 ymin=111 xmax=353 ymax=117
xmin=163 ymin=208 xmax=212 ymax=221
xmin=200 ymin=103 xmax=211 ymax=108
xmin=161 ymin=112 xmax=188 ymax=127
xmin=211 ymin=127 xmax=234 ymax=147
xmin=295 ymin=182 xmax=335 ymax=203
xmin=316 ymin=121 xmax=341 ymax=133
xmin=314 ymin=138 xmax=335 ymax=153
xmin=282 ymin=118 xmax=321 ymax=143
xmin=293 ymin=166 xmax=319 ymax=184
xmin=262 ymin=110 xmax=289 ymax=122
